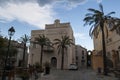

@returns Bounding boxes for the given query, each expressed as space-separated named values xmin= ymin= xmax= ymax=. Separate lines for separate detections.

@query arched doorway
xmin=87 ymin=50 xmax=92 ymax=67
xmin=51 ymin=57 xmax=57 ymax=68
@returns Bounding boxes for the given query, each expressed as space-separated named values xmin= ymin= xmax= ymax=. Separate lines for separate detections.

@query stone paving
xmin=0 ymin=68 xmax=119 ymax=80
xmin=34 ymin=68 xmax=119 ymax=80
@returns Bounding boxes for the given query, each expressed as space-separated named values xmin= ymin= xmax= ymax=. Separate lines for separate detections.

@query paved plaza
xmin=32 ymin=68 xmax=119 ymax=80
xmin=0 ymin=68 xmax=119 ymax=80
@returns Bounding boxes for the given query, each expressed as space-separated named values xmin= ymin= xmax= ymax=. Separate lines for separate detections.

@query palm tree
xmin=54 ymin=35 xmax=74 ymax=70
xmin=20 ymin=34 xmax=30 ymax=67
xmin=83 ymin=4 xmax=115 ymax=75
xmin=35 ymin=34 xmax=51 ymax=69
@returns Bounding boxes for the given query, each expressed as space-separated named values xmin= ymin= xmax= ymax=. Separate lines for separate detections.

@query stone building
xmin=0 ymin=39 xmax=28 ymax=69
xmin=29 ymin=19 xmax=75 ymax=69
xmin=11 ymin=41 xmax=28 ymax=67
xmin=92 ymin=18 xmax=120 ymax=70
xmin=75 ymin=45 xmax=87 ymax=69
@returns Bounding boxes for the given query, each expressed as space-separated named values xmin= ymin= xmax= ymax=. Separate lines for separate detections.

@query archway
xmin=51 ymin=57 xmax=57 ymax=68
xmin=87 ymin=50 xmax=92 ymax=67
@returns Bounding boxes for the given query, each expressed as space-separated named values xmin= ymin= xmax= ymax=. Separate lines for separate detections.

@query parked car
xmin=68 ymin=64 xmax=78 ymax=70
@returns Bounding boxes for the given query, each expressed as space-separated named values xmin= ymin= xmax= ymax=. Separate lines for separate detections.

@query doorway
xmin=51 ymin=57 xmax=57 ymax=68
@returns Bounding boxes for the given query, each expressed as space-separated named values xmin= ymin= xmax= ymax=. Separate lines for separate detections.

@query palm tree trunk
xmin=22 ymin=43 xmax=26 ymax=67
xmin=61 ymin=47 xmax=64 ymax=70
xmin=101 ymin=24 xmax=107 ymax=75
xmin=40 ymin=45 xmax=43 ymax=69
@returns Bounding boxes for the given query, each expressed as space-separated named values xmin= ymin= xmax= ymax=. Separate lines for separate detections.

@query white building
xmin=75 ymin=45 xmax=87 ymax=69
xmin=12 ymin=41 xmax=28 ymax=67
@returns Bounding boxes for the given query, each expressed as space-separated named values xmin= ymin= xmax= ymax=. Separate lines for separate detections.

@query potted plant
xmin=16 ymin=68 xmax=30 ymax=80
xmin=18 ymin=71 xmax=30 ymax=80
xmin=34 ymin=62 xmax=44 ymax=73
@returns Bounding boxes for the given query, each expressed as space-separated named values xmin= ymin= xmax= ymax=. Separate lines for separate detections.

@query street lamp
xmin=2 ymin=27 xmax=15 ymax=80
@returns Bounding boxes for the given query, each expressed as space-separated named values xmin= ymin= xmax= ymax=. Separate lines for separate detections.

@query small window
xmin=82 ymin=50 xmax=84 ymax=55
xmin=76 ymin=56 xmax=78 ymax=60
xmin=82 ymin=56 xmax=84 ymax=59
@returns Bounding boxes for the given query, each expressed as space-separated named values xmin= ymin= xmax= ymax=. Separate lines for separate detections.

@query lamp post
xmin=2 ymin=27 xmax=15 ymax=80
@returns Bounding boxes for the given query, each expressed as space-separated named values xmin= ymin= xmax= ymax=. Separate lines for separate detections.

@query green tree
xmin=0 ymin=37 xmax=18 ymax=68
xmin=83 ymin=4 xmax=115 ymax=75
xmin=0 ymin=37 xmax=6 ymax=61
xmin=19 ymin=34 xmax=30 ymax=67
xmin=54 ymin=35 xmax=74 ymax=70
xmin=35 ymin=34 xmax=51 ymax=69
xmin=0 ymin=37 xmax=17 ymax=57
xmin=0 ymin=37 xmax=6 ymax=48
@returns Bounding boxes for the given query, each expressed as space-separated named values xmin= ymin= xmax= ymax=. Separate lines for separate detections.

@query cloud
xmin=37 ymin=0 xmax=57 ymax=6
xmin=52 ymin=0 xmax=86 ymax=9
xmin=67 ymin=0 xmax=86 ymax=8
xmin=0 ymin=0 xmax=87 ymax=29
xmin=0 ymin=0 xmax=87 ymax=7
xmin=96 ymin=0 xmax=102 ymax=3
xmin=0 ymin=0 xmax=35 ymax=6
xmin=38 ymin=0 xmax=86 ymax=7
xmin=74 ymin=32 xmax=86 ymax=40
xmin=0 ymin=2 xmax=55 ymax=29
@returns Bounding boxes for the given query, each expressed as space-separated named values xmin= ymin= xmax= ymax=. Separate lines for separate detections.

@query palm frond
xmin=83 ymin=16 xmax=94 ymax=26
xmin=20 ymin=34 xmax=30 ymax=44
xmin=89 ymin=25 xmax=94 ymax=38
xmin=57 ymin=45 xmax=61 ymax=55
xmin=99 ymin=3 xmax=103 ymax=13
xmin=88 ymin=8 xmax=101 ymax=14
xmin=54 ymin=35 xmax=74 ymax=55
xmin=88 ymin=8 xmax=96 ymax=12
xmin=54 ymin=39 xmax=61 ymax=42
xmin=35 ymin=34 xmax=51 ymax=46
xmin=85 ymin=13 xmax=93 ymax=16
xmin=83 ymin=16 xmax=93 ymax=21
xmin=106 ymin=12 xmax=115 ymax=16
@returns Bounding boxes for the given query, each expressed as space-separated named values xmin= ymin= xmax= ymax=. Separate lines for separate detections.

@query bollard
xmin=98 ymin=67 xmax=101 ymax=74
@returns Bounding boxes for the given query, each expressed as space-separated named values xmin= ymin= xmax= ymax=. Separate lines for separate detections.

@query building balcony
xmin=43 ymin=46 xmax=54 ymax=52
